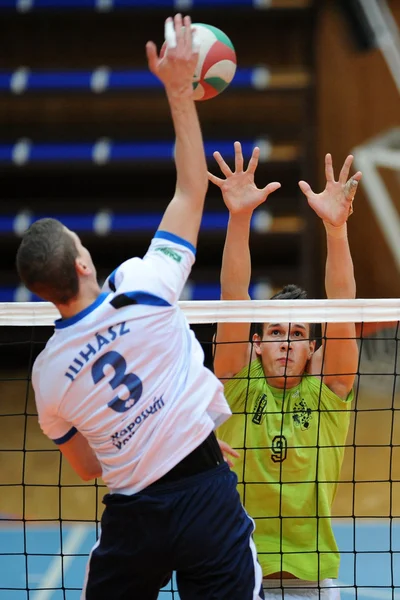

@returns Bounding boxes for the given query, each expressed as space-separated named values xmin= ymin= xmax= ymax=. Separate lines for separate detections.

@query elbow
xmin=192 ymin=168 xmax=209 ymax=196
xmin=177 ymin=175 xmax=208 ymax=201
xmin=80 ymin=468 xmax=102 ymax=482
xmin=79 ymin=461 xmax=103 ymax=481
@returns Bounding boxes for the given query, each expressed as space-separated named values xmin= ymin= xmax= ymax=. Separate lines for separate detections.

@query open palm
xmin=208 ymin=141 xmax=281 ymax=215
xmin=146 ymin=15 xmax=199 ymax=99
xmin=299 ymin=154 xmax=362 ymax=227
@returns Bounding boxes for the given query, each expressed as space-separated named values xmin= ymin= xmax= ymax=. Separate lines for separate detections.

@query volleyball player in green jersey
xmin=209 ymin=142 xmax=361 ymax=599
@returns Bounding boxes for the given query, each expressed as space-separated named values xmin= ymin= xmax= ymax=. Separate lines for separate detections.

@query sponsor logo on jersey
xmin=111 ymin=395 xmax=165 ymax=450
xmin=155 ymin=247 xmax=182 ymax=263
xmin=252 ymin=393 xmax=267 ymax=425
xmin=292 ymin=399 xmax=312 ymax=430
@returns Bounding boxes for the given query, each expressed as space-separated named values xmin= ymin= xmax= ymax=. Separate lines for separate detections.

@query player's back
xmin=32 ymin=233 xmax=231 ymax=494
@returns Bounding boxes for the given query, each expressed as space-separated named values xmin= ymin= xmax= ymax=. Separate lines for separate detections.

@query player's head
xmin=252 ymin=285 xmax=316 ymax=388
xmin=16 ymin=218 xmax=98 ymax=306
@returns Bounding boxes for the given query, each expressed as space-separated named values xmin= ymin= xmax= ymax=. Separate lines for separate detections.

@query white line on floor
xmin=338 ymin=581 xmax=399 ymax=600
xmin=32 ymin=524 xmax=88 ymax=600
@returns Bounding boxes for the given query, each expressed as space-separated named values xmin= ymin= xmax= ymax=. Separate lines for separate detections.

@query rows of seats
xmin=1 ymin=0 xmax=313 ymax=10
xmin=0 ymin=0 xmax=319 ymax=302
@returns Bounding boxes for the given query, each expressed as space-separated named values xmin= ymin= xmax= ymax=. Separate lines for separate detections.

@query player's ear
xmin=75 ymin=258 xmax=92 ymax=277
xmin=308 ymin=340 xmax=316 ymax=359
xmin=252 ymin=333 xmax=263 ymax=357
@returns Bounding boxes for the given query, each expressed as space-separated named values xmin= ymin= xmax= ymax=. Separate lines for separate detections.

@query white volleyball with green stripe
xmin=161 ymin=23 xmax=237 ymax=101
xmin=191 ymin=23 xmax=237 ymax=101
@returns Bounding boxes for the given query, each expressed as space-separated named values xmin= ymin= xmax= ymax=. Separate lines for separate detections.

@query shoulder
xmin=103 ymin=257 xmax=142 ymax=293
xmin=144 ymin=233 xmax=196 ymax=275
xmin=31 ymin=330 xmax=69 ymax=403
xmin=31 ymin=349 xmax=51 ymax=408
xmin=151 ymin=231 xmax=196 ymax=258
xmin=224 ymin=359 xmax=264 ymax=401
xmin=32 ymin=335 xmax=54 ymax=384
xmin=302 ymin=375 xmax=353 ymax=406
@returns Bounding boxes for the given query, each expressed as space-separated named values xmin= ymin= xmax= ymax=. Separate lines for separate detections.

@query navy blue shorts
xmin=82 ymin=462 xmax=264 ymax=600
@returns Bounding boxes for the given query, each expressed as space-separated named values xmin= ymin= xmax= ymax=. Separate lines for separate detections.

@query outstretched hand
xmin=298 ymin=154 xmax=362 ymax=227
xmin=146 ymin=14 xmax=198 ymax=98
xmin=208 ymin=141 xmax=281 ymax=215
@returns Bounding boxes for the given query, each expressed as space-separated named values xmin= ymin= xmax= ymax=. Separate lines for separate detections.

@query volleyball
xmin=161 ymin=23 xmax=237 ymax=101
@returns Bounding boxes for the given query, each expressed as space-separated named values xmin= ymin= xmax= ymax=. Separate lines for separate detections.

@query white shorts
xmin=263 ymin=578 xmax=340 ymax=600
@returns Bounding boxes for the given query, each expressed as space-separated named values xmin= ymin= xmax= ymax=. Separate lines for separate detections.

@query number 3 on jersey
xmin=92 ymin=351 xmax=143 ymax=413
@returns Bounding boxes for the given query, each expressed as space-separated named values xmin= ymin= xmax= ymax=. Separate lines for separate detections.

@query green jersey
xmin=219 ymin=359 xmax=352 ymax=581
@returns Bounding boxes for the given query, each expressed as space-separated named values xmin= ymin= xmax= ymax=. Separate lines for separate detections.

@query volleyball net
xmin=0 ymin=299 xmax=399 ymax=600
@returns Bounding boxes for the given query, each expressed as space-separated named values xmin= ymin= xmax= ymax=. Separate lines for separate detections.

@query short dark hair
xmin=252 ymin=284 xmax=316 ymax=340
xmin=16 ymin=218 xmax=79 ymax=304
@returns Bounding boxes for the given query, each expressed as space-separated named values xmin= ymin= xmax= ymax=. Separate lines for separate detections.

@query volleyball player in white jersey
xmin=15 ymin=16 xmax=264 ymax=600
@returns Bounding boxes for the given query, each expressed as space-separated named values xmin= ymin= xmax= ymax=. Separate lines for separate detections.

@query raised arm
xmin=302 ymin=154 xmax=361 ymax=399
xmin=208 ymin=142 xmax=281 ymax=380
xmin=146 ymin=14 xmax=208 ymax=250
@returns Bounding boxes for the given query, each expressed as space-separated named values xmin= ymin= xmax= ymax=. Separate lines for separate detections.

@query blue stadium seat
xmin=1 ymin=0 xmax=284 ymax=12
xmin=0 ymin=67 xmax=275 ymax=93
xmin=0 ymin=138 xmax=284 ymax=165
xmin=0 ymin=211 xmax=304 ymax=235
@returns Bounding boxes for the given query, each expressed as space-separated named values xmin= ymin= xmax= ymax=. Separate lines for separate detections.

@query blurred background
xmin=0 ymin=0 xmax=399 ymax=304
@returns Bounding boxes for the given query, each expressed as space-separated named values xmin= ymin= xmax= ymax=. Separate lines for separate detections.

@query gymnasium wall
xmin=316 ymin=0 xmax=400 ymax=298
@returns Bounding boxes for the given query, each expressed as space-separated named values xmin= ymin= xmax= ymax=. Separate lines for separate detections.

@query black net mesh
xmin=0 ymin=316 xmax=399 ymax=599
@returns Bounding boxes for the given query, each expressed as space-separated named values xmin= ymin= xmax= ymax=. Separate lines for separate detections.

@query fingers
xmin=207 ymin=171 xmax=224 ymax=187
xmin=247 ymin=146 xmax=260 ymax=175
xmin=234 ymin=141 xmax=244 ymax=173
xmin=165 ymin=14 xmax=193 ymax=53
xmin=145 ymin=41 xmax=158 ymax=73
xmin=325 ymin=153 xmax=335 ymax=183
xmin=183 ymin=15 xmax=193 ymax=52
xmin=344 ymin=171 xmax=361 ymax=202
xmin=213 ymin=151 xmax=233 ymax=178
xmin=298 ymin=180 xmax=313 ymax=197
xmin=174 ymin=14 xmax=198 ymax=56
xmin=218 ymin=439 xmax=240 ymax=459
xmin=344 ymin=175 xmax=360 ymax=199
xmin=339 ymin=154 xmax=354 ymax=185
xmin=164 ymin=16 xmax=177 ymax=49
xmin=263 ymin=182 xmax=281 ymax=196
xmin=344 ymin=178 xmax=358 ymax=197
xmin=173 ymin=13 xmax=183 ymax=46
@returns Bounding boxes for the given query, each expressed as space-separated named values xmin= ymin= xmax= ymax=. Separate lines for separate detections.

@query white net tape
xmin=0 ymin=298 xmax=399 ymax=326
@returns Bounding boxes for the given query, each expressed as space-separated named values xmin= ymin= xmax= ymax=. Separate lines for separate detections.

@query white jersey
xmin=32 ymin=231 xmax=231 ymax=494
